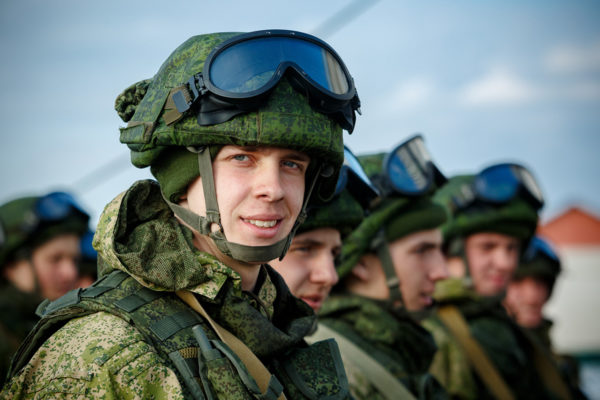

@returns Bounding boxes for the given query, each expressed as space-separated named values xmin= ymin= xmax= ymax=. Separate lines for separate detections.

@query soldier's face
xmin=32 ymin=233 xmax=80 ymax=300
xmin=505 ymin=276 xmax=549 ymax=328
xmin=465 ymin=232 xmax=520 ymax=296
xmin=388 ymin=228 xmax=447 ymax=311
xmin=184 ymin=145 xmax=309 ymax=251
xmin=270 ymin=228 xmax=341 ymax=312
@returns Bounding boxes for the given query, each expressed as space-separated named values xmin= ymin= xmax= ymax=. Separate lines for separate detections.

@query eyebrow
xmin=410 ymin=241 xmax=440 ymax=251
xmin=237 ymin=146 xmax=310 ymax=163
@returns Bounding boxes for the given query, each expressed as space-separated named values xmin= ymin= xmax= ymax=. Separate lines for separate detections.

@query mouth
xmin=243 ymin=219 xmax=278 ymax=228
xmin=240 ymin=216 xmax=284 ymax=239
xmin=300 ymin=294 xmax=325 ymax=312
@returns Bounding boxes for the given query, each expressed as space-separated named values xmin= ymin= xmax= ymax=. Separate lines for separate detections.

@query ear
xmin=351 ymin=257 xmax=371 ymax=282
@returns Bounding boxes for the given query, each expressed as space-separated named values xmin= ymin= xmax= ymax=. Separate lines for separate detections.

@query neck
xmin=447 ymin=256 xmax=466 ymax=278
xmin=192 ymin=233 xmax=261 ymax=291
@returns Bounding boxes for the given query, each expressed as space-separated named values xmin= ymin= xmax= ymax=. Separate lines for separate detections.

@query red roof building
xmin=539 ymin=207 xmax=600 ymax=246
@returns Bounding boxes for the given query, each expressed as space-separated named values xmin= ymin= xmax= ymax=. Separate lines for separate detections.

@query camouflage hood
xmin=93 ymin=179 xmax=317 ymax=356
xmin=93 ymin=179 xmax=238 ymax=295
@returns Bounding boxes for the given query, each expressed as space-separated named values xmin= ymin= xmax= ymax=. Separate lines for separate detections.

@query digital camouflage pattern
xmin=2 ymin=180 xmax=350 ymax=399
xmin=298 ymin=189 xmax=365 ymax=238
xmin=116 ymin=32 xmax=344 ymax=201
xmin=422 ymin=277 xmax=558 ymax=399
xmin=319 ymin=294 xmax=447 ymax=400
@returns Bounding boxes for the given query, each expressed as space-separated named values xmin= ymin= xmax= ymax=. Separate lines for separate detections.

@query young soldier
xmin=270 ymin=146 xmax=378 ymax=312
xmin=0 ymin=191 xmax=89 ymax=385
xmin=316 ymin=135 xmax=450 ymax=399
xmin=423 ymin=164 xmax=576 ymax=399
xmin=2 ymin=30 xmax=361 ymax=399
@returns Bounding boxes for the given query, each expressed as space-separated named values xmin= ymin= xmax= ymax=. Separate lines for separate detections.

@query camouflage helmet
xmin=435 ymin=174 xmax=540 ymax=255
xmin=513 ymin=236 xmax=561 ymax=297
xmin=114 ymin=31 xmax=355 ymax=263
xmin=338 ymin=151 xmax=447 ymax=282
xmin=297 ymin=189 xmax=364 ymax=238
xmin=0 ymin=193 xmax=89 ymax=268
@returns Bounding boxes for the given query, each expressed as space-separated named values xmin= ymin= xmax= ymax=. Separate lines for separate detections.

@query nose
xmin=428 ymin=250 xmax=449 ymax=282
xmin=310 ymin=252 xmax=339 ymax=287
xmin=253 ymin=160 xmax=285 ymax=202
xmin=57 ymin=257 xmax=79 ymax=285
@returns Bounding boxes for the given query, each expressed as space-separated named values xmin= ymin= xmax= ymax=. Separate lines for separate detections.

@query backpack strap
xmin=436 ymin=305 xmax=515 ymax=400
xmin=177 ymin=290 xmax=286 ymax=400
xmin=307 ymin=322 xmax=416 ymax=400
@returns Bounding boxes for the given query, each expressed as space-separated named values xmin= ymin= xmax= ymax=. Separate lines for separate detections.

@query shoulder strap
xmin=436 ymin=305 xmax=515 ymax=400
xmin=522 ymin=329 xmax=572 ymax=400
xmin=307 ymin=322 xmax=416 ymax=400
xmin=177 ymin=290 xmax=287 ymax=400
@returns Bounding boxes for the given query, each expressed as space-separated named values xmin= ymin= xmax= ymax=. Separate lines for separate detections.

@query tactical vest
xmin=8 ymin=271 xmax=349 ymax=400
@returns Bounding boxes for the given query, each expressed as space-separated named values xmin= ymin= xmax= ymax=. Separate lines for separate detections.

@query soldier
xmin=316 ymin=135 xmax=450 ymax=399
xmin=505 ymin=236 xmax=587 ymax=398
xmin=270 ymin=145 xmax=378 ymax=312
xmin=423 ymin=163 xmax=576 ymax=399
xmin=2 ymin=30 xmax=361 ymax=399
xmin=0 ymin=191 xmax=90 ymax=385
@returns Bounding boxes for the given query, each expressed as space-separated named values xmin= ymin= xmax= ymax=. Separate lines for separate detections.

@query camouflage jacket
xmin=0 ymin=281 xmax=42 ymax=386
xmin=1 ymin=180 xmax=349 ymax=399
xmin=422 ymin=278 xmax=557 ymax=400
xmin=319 ymin=293 xmax=447 ymax=400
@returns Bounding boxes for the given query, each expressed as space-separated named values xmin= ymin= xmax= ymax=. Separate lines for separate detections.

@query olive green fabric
xmin=0 ymin=282 xmax=42 ymax=387
xmin=318 ymin=294 xmax=448 ymax=399
xmin=2 ymin=179 xmax=352 ymax=399
xmin=423 ymin=277 xmax=559 ymax=399
xmin=434 ymin=175 xmax=539 ymax=245
xmin=0 ymin=196 xmax=89 ymax=268
xmin=298 ymin=189 xmax=365 ymax=238
xmin=116 ymin=33 xmax=344 ymax=200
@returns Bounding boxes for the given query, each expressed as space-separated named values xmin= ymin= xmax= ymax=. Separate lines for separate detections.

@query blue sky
xmin=1 ymin=0 xmax=599 ymax=226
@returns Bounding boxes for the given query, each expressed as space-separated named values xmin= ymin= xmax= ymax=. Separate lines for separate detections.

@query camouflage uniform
xmin=318 ymin=148 xmax=449 ymax=400
xmin=423 ymin=278 xmax=553 ymax=399
xmin=2 ymin=180 xmax=348 ymax=399
xmin=319 ymin=295 xmax=446 ymax=399
xmin=423 ymin=174 xmax=569 ymax=399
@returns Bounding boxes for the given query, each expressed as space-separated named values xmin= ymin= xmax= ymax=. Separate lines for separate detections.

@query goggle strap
xmin=372 ymin=230 xmax=404 ymax=305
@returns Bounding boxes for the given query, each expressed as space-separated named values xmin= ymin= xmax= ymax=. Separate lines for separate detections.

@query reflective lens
xmin=475 ymin=163 xmax=543 ymax=209
xmin=334 ymin=146 xmax=380 ymax=207
xmin=209 ymin=36 xmax=350 ymax=96
xmin=384 ymin=135 xmax=437 ymax=195
xmin=523 ymin=236 xmax=559 ymax=263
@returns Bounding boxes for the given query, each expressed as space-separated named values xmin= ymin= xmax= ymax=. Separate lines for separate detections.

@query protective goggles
xmin=172 ymin=30 xmax=361 ymax=132
xmin=454 ymin=163 xmax=544 ymax=211
xmin=523 ymin=236 xmax=559 ymax=263
xmin=21 ymin=191 xmax=88 ymax=234
xmin=334 ymin=146 xmax=380 ymax=208
xmin=379 ymin=134 xmax=447 ymax=197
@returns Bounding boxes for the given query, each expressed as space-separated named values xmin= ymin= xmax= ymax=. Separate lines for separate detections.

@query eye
xmin=282 ymin=160 xmax=301 ymax=170
xmin=233 ymin=154 xmax=250 ymax=162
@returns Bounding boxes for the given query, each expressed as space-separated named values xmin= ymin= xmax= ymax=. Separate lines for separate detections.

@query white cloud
xmin=459 ymin=67 xmax=539 ymax=106
xmin=386 ymin=77 xmax=436 ymax=110
xmin=545 ymin=41 xmax=600 ymax=74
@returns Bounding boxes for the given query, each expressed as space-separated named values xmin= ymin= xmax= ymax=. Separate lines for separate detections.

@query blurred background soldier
xmin=316 ymin=135 xmax=450 ymax=399
xmin=75 ymin=230 xmax=98 ymax=288
xmin=0 ymin=191 xmax=90 ymax=385
xmin=505 ymin=235 xmax=587 ymax=398
xmin=423 ymin=163 xmax=579 ymax=399
xmin=270 ymin=145 xmax=378 ymax=313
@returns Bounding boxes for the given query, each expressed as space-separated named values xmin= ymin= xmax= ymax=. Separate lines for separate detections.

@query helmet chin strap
xmin=163 ymin=146 xmax=320 ymax=264
xmin=370 ymin=230 xmax=404 ymax=308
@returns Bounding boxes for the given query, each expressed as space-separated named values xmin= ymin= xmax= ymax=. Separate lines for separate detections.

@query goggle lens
xmin=334 ymin=146 xmax=380 ymax=207
xmin=524 ymin=236 xmax=559 ymax=263
xmin=385 ymin=135 xmax=437 ymax=195
xmin=209 ymin=36 xmax=350 ymax=96
xmin=35 ymin=192 xmax=83 ymax=221
xmin=475 ymin=164 xmax=543 ymax=208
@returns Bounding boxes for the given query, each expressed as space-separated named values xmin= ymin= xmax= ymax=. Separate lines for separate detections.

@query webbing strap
xmin=169 ymin=350 xmax=206 ymax=400
xmin=150 ymin=310 xmax=200 ymax=341
xmin=372 ymin=230 xmax=403 ymax=305
xmin=523 ymin=330 xmax=572 ymax=400
xmin=436 ymin=305 xmax=515 ymax=400
xmin=307 ymin=323 xmax=416 ymax=400
xmin=81 ymin=270 xmax=130 ymax=299
xmin=115 ymin=287 xmax=163 ymax=312
xmin=176 ymin=290 xmax=287 ymax=400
